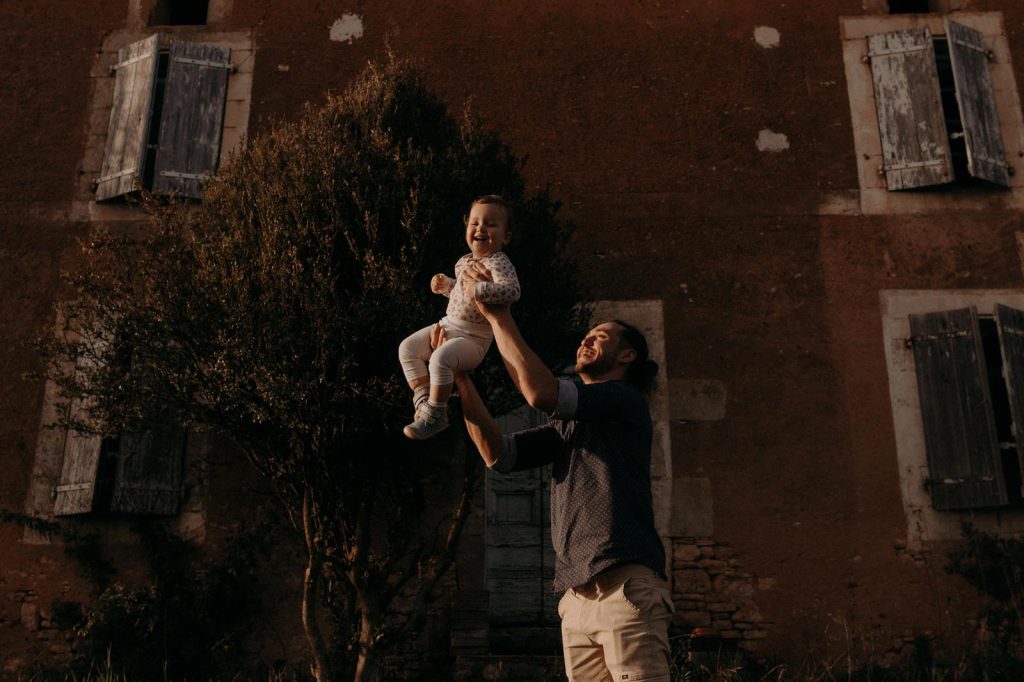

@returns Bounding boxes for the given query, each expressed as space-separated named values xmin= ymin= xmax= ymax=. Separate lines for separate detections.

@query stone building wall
xmin=671 ymin=538 xmax=768 ymax=652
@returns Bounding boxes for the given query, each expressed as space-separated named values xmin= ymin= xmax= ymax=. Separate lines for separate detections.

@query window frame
xmin=840 ymin=12 xmax=1024 ymax=214
xmin=94 ymin=34 xmax=233 ymax=202
xmin=22 ymin=319 xmax=208 ymax=543
xmin=881 ymin=290 xmax=1024 ymax=547
xmin=73 ymin=28 xmax=253 ymax=223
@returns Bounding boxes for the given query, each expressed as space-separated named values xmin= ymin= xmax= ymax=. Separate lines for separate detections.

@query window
xmin=867 ymin=19 xmax=1009 ymax=191
xmin=906 ymin=305 xmax=1024 ymax=510
xmin=150 ymin=0 xmax=210 ymax=26
xmin=889 ymin=0 xmax=930 ymax=13
xmin=95 ymin=34 xmax=231 ymax=202
xmin=882 ymin=291 xmax=1024 ymax=545
xmin=839 ymin=13 xmax=1024 ymax=214
xmin=51 ymin=354 xmax=187 ymax=517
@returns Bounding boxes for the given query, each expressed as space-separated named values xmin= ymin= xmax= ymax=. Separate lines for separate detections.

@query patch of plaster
xmin=1017 ymin=231 xmax=1024 ymax=280
xmin=329 ymin=14 xmax=364 ymax=44
xmin=756 ymin=129 xmax=789 ymax=152
xmin=753 ymin=26 xmax=780 ymax=49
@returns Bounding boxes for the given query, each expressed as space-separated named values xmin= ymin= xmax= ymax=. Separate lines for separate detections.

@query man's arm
xmin=453 ymin=372 xmax=504 ymax=468
xmin=485 ymin=307 xmax=560 ymax=413
xmin=460 ymin=263 xmax=560 ymax=413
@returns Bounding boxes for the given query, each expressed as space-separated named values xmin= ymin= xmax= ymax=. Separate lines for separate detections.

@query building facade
xmin=3 ymin=0 xmax=1024 ymax=676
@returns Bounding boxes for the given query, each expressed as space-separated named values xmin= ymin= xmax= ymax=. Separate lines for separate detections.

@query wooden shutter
xmin=868 ymin=28 xmax=954 ymax=190
xmin=95 ymin=35 xmax=160 ymax=201
xmin=110 ymin=426 xmax=186 ymax=515
xmin=53 ymin=358 xmax=104 ymax=516
xmin=487 ymin=405 xmax=557 ymax=627
xmin=909 ymin=307 xmax=1007 ymax=509
xmin=945 ymin=20 xmax=1011 ymax=187
xmin=996 ymin=304 xmax=1024 ymax=486
xmin=152 ymin=41 xmax=231 ymax=198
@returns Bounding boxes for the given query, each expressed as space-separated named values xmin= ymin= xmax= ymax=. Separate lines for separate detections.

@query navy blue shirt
xmin=491 ymin=379 xmax=666 ymax=592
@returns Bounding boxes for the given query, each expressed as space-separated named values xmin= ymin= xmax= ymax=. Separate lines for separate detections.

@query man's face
xmin=574 ymin=322 xmax=634 ymax=378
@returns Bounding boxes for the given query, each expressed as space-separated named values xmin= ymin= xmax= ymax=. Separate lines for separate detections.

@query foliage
xmin=0 ymin=509 xmax=60 ymax=538
xmin=0 ymin=511 xmax=117 ymax=589
xmin=946 ymin=522 xmax=1024 ymax=606
xmin=71 ymin=523 xmax=268 ymax=681
xmin=36 ymin=51 xmax=586 ymax=680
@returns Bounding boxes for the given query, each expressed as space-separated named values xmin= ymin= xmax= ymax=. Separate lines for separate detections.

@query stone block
xmin=669 ymin=379 xmax=727 ymax=421
xmin=1017 ymin=232 xmax=1024 ymax=279
xmin=733 ymin=603 xmax=762 ymax=623
xmin=20 ymin=603 xmax=38 ymax=631
xmin=673 ymin=543 xmax=701 ymax=563
xmin=708 ymin=602 xmax=737 ymax=613
xmin=673 ymin=610 xmax=711 ymax=628
xmin=670 ymin=478 xmax=713 ymax=538
xmin=699 ymin=559 xmax=727 ymax=573
xmin=674 ymin=569 xmax=711 ymax=594
xmin=714 ymin=545 xmax=734 ymax=560
xmin=712 ymin=576 xmax=754 ymax=599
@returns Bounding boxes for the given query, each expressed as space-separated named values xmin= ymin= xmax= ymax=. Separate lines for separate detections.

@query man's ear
xmin=617 ymin=348 xmax=637 ymax=366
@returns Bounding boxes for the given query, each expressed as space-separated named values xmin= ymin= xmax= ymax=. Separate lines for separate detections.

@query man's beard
xmin=576 ymin=353 xmax=616 ymax=377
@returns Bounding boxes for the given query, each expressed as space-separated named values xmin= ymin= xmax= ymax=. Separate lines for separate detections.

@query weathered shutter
xmin=995 ymin=304 xmax=1024 ymax=487
xmin=110 ymin=426 xmax=186 ymax=515
xmin=945 ymin=20 xmax=1011 ymax=187
xmin=53 ymin=426 xmax=103 ymax=516
xmin=487 ymin=405 xmax=557 ymax=628
xmin=909 ymin=307 xmax=1007 ymax=509
xmin=53 ymin=357 xmax=104 ymax=516
xmin=868 ymin=28 xmax=953 ymax=190
xmin=152 ymin=41 xmax=231 ymax=198
xmin=95 ymin=35 xmax=160 ymax=201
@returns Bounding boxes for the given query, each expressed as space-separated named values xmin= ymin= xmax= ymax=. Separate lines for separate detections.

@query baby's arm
xmin=474 ymin=253 xmax=521 ymax=305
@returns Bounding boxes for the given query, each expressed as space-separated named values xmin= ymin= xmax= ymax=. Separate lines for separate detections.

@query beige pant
xmin=558 ymin=563 xmax=674 ymax=682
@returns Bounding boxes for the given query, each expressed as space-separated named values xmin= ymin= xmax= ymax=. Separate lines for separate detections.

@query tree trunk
xmin=353 ymin=596 xmax=382 ymax=682
xmin=301 ymin=488 xmax=333 ymax=682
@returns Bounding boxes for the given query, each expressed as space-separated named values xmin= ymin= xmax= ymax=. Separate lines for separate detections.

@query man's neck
xmin=578 ymin=370 xmax=626 ymax=385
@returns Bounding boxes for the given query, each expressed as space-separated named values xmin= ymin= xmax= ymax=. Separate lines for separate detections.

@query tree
xmin=38 ymin=54 xmax=587 ymax=681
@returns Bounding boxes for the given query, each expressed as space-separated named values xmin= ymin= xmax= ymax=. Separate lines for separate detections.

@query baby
xmin=398 ymin=195 xmax=521 ymax=439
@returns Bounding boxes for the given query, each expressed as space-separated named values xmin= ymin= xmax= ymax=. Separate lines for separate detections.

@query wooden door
xmin=487 ymin=405 xmax=560 ymax=653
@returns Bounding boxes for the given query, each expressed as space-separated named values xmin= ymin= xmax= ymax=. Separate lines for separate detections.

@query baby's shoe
xmin=403 ymin=401 xmax=449 ymax=440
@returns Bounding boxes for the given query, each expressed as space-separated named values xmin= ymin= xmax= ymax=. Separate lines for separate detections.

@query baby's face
xmin=465 ymin=203 xmax=510 ymax=258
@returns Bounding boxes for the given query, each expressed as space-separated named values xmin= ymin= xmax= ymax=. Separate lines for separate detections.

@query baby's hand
xmin=430 ymin=274 xmax=448 ymax=294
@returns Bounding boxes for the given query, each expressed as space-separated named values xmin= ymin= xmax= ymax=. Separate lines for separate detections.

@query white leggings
xmin=398 ymin=320 xmax=491 ymax=386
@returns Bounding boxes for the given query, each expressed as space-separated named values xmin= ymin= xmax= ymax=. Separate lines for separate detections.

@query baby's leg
xmin=428 ymin=336 xmax=489 ymax=404
xmin=398 ymin=325 xmax=435 ymax=389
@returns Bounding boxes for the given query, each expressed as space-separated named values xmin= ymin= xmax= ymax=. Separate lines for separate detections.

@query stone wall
xmin=670 ymin=537 xmax=768 ymax=651
xmin=3 ymin=580 xmax=78 ymax=676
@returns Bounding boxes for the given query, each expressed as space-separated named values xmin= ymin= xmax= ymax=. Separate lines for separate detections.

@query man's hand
xmin=461 ymin=262 xmax=506 ymax=321
xmin=460 ymin=261 xmax=493 ymax=298
xmin=429 ymin=323 xmax=446 ymax=350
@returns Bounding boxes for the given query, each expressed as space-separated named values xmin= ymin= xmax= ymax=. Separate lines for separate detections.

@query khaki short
xmin=558 ymin=563 xmax=674 ymax=682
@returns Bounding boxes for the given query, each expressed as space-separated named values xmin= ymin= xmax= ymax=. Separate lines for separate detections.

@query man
xmin=449 ymin=277 xmax=672 ymax=682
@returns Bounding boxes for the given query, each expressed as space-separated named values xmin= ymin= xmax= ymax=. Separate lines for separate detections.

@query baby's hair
xmin=613 ymin=319 xmax=659 ymax=394
xmin=467 ymin=194 xmax=514 ymax=232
